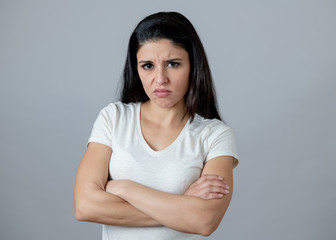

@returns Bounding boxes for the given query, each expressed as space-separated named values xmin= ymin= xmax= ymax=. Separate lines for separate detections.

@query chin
xmin=150 ymin=95 xmax=185 ymax=109
xmin=152 ymin=99 xmax=176 ymax=109
xmin=156 ymin=102 xmax=175 ymax=109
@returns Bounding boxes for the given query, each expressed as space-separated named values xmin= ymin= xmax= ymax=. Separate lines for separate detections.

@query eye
xmin=167 ymin=62 xmax=180 ymax=68
xmin=141 ymin=63 xmax=154 ymax=70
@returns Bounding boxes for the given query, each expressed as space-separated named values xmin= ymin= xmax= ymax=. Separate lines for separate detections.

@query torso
xmin=87 ymin=101 xmax=237 ymax=240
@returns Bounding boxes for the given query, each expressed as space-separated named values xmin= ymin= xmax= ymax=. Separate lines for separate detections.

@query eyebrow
xmin=138 ymin=58 xmax=182 ymax=64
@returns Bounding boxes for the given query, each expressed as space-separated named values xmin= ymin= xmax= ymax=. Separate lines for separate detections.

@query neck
xmin=142 ymin=100 xmax=189 ymax=127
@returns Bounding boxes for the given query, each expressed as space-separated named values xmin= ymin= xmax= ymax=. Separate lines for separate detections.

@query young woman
xmin=74 ymin=11 xmax=239 ymax=239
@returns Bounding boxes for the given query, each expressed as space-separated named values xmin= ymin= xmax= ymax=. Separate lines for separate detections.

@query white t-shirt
xmin=87 ymin=101 xmax=239 ymax=240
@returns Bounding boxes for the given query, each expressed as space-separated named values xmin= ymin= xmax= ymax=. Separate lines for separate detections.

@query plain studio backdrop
xmin=1 ymin=0 xmax=335 ymax=239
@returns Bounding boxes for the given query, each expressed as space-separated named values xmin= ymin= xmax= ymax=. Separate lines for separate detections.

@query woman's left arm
xmin=107 ymin=156 xmax=234 ymax=236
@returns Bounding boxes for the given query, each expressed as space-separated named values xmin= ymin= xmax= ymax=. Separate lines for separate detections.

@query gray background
xmin=1 ymin=0 xmax=335 ymax=239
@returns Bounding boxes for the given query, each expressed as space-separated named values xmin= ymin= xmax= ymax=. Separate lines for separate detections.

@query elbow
xmin=200 ymin=227 xmax=217 ymax=237
xmin=74 ymin=186 xmax=107 ymax=223
xmin=197 ymin=212 xmax=222 ymax=237
xmin=199 ymin=223 xmax=219 ymax=237
xmin=74 ymin=205 xmax=86 ymax=221
xmin=74 ymin=198 xmax=92 ymax=222
xmin=198 ymin=224 xmax=217 ymax=237
xmin=185 ymin=201 xmax=223 ymax=236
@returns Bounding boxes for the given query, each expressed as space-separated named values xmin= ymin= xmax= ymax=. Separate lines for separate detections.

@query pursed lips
xmin=154 ymin=88 xmax=172 ymax=97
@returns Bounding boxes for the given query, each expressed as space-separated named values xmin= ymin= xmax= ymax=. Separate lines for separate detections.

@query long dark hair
xmin=120 ymin=11 xmax=221 ymax=121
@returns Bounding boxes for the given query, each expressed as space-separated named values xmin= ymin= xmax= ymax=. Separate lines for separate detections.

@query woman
xmin=74 ymin=11 xmax=239 ymax=239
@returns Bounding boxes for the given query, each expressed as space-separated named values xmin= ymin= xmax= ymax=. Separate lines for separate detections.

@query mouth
xmin=154 ymin=89 xmax=172 ymax=97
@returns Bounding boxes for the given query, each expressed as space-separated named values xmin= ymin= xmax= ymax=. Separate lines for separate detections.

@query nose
xmin=154 ymin=67 xmax=168 ymax=85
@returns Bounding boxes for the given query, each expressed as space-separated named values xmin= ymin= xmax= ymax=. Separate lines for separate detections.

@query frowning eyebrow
xmin=138 ymin=58 xmax=182 ymax=64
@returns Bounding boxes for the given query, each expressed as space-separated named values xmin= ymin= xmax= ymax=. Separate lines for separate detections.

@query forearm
xmin=74 ymin=184 xmax=161 ymax=227
xmin=114 ymin=180 xmax=216 ymax=235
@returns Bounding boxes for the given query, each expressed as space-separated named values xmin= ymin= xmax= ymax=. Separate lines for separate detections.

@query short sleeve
xmin=205 ymin=122 xmax=239 ymax=168
xmin=87 ymin=106 xmax=113 ymax=148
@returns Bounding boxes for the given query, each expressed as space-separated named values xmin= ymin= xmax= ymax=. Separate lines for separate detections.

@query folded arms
xmin=74 ymin=142 xmax=234 ymax=236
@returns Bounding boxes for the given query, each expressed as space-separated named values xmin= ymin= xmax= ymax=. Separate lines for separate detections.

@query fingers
xmin=197 ymin=174 xmax=230 ymax=190
xmin=205 ymin=180 xmax=230 ymax=190
xmin=202 ymin=193 xmax=226 ymax=200
xmin=197 ymin=185 xmax=229 ymax=197
xmin=196 ymin=174 xmax=223 ymax=184
xmin=185 ymin=174 xmax=231 ymax=200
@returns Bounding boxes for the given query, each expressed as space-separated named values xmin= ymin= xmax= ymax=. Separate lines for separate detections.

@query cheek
xmin=138 ymin=76 xmax=153 ymax=98
xmin=137 ymin=71 xmax=148 ymax=89
xmin=175 ymin=72 xmax=190 ymax=92
xmin=140 ymin=78 xmax=149 ymax=92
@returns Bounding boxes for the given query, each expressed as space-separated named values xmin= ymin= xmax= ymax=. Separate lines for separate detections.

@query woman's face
xmin=137 ymin=39 xmax=190 ymax=109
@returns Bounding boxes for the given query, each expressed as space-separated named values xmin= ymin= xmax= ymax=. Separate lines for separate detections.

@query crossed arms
xmin=74 ymin=142 xmax=234 ymax=236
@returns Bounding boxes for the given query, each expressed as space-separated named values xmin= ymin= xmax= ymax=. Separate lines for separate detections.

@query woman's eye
xmin=142 ymin=63 xmax=154 ymax=70
xmin=168 ymin=62 xmax=180 ymax=68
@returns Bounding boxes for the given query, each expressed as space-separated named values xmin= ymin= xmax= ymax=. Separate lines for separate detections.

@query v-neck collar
xmin=136 ymin=102 xmax=191 ymax=157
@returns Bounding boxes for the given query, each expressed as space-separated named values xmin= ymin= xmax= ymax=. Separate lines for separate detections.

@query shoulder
xmin=100 ymin=101 xmax=139 ymax=115
xmin=191 ymin=115 xmax=238 ymax=166
xmin=190 ymin=114 xmax=232 ymax=136
xmin=94 ymin=101 xmax=139 ymax=127
xmin=97 ymin=101 xmax=139 ymax=120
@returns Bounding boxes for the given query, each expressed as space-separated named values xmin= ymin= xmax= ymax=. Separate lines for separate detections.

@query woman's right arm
xmin=73 ymin=142 xmax=161 ymax=226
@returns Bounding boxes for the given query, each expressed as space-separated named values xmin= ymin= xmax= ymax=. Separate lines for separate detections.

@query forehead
xmin=136 ymin=39 xmax=188 ymax=59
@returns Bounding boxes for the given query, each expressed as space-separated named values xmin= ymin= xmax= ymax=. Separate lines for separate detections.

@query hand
xmin=184 ymin=174 xmax=230 ymax=200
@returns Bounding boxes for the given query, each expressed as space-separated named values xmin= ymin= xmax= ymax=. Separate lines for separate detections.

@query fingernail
xmin=218 ymin=194 xmax=223 ymax=197
xmin=224 ymin=190 xmax=229 ymax=194
xmin=218 ymin=176 xmax=223 ymax=180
